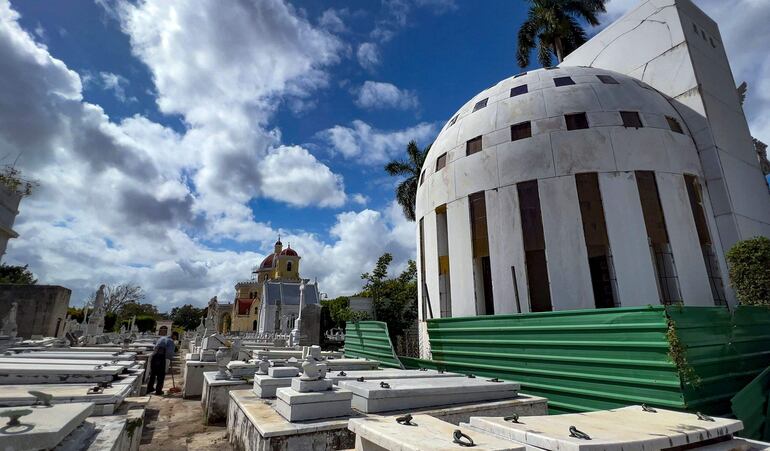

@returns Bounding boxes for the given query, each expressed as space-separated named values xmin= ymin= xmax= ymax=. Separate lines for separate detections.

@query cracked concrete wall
xmin=564 ymin=0 xmax=770 ymax=306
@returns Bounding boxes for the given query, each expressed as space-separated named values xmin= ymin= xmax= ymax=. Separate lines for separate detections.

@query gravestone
xmin=274 ymin=346 xmax=352 ymax=421
xmin=338 ymin=376 xmax=520 ymax=413
xmin=298 ymin=304 xmax=321 ymax=346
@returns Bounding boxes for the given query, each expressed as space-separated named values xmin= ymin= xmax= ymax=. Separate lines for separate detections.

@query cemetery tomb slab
xmin=0 ymin=402 xmax=94 ymax=451
xmin=253 ymin=374 xmax=293 ymax=398
xmin=338 ymin=377 xmax=520 ymax=414
xmin=202 ymin=372 xmax=250 ymax=425
xmin=182 ymin=361 xmax=218 ymax=399
xmin=274 ymin=386 xmax=352 ymax=422
xmin=268 ymin=367 xmax=299 ymax=378
xmin=291 ymin=378 xmax=333 ymax=392
xmin=468 ymin=405 xmax=744 ymax=451
xmin=349 ymin=414 xmax=524 ymax=451
xmin=328 ymin=368 xmax=463 ymax=385
xmin=227 ymin=389 xmax=357 ymax=450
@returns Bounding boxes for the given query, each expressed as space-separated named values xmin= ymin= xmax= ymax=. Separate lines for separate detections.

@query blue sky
xmin=2 ymin=0 xmax=768 ymax=309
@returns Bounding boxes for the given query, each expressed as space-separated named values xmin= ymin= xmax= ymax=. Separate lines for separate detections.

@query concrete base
xmin=268 ymin=367 xmax=299 ymax=378
xmin=253 ymin=374 xmax=293 ymax=398
xmin=328 ymin=368 xmax=462 ymax=385
xmin=274 ymin=386 xmax=352 ymax=422
xmin=0 ymin=377 xmax=138 ymax=416
xmin=468 ymin=405 xmax=743 ymax=451
xmin=227 ymin=389 xmax=357 ymax=451
xmin=56 ymin=409 xmax=145 ymax=451
xmin=323 ymin=359 xmax=380 ymax=372
xmin=349 ymin=414 xmax=523 ymax=451
xmin=339 ymin=377 xmax=520 ymax=414
xmin=291 ymin=378 xmax=333 ymax=392
xmin=183 ymin=361 xmax=219 ymax=399
xmin=0 ymin=402 xmax=94 ymax=450
xmin=202 ymin=371 xmax=251 ymax=425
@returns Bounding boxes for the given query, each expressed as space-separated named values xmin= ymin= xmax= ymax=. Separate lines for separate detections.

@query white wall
xmin=539 ymin=176 xmax=595 ymax=310
xmin=446 ymin=196 xmax=476 ymax=317
xmin=656 ymin=172 xmax=714 ymax=306
xmin=599 ymin=171 xmax=659 ymax=306
xmin=422 ymin=211 xmax=441 ymax=320
xmin=486 ymin=187 xmax=528 ymax=313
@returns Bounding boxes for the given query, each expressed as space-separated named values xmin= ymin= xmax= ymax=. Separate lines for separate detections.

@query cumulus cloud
xmin=0 ymin=0 xmax=409 ymax=308
xmin=99 ymin=71 xmax=135 ymax=102
xmin=260 ymin=146 xmax=347 ymax=208
xmin=319 ymin=8 xmax=347 ymax=33
xmin=356 ymin=42 xmax=380 ymax=70
xmin=318 ymin=120 xmax=439 ymax=165
xmin=354 ymin=81 xmax=418 ymax=110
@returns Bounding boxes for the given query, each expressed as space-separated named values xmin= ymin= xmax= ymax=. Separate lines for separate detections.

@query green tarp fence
xmin=343 ymin=321 xmax=403 ymax=369
xmin=400 ymin=305 xmax=770 ymax=416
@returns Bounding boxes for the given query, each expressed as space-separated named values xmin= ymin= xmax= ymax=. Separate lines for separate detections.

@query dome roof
xmin=415 ymin=65 xmax=696 ymax=219
xmin=259 ymin=254 xmax=275 ymax=269
xmin=280 ymin=246 xmax=298 ymax=257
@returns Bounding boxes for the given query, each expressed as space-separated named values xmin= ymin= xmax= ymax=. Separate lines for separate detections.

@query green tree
xmin=359 ymin=254 xmax=418 ymax=338
xmin=361 ymin=253 xmax=393 ymax=312
xmin=384 ymin=140 xmax=430 ymax=221
xmin=726 ymin=236 xmax=770 ymax=305
xmin=0 ymin=263 xmax=37 ymax=284
xmin=170 ymin=304 xmax=205 ymax=330
xmin=67 ymin=307 xmax=85 ymax=323
xmin=116 ymin=302 xmax=159 ymax=327
xmin=516 ymin=0 xmax=607 ymax=68
xmin=134 ymin=315 xmax=157 ymax=333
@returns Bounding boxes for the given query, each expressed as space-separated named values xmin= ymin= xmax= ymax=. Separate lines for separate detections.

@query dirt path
xmin=139 ymin=357 xmax=233 ymax=451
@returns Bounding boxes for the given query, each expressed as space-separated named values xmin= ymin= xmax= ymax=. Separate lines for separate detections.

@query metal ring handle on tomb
xmin=569 ymin=426 xmax=591 ymax=440
xmin=396 ymin=414 xmax=416 ymax=426
xmin=452 ymin=430 xmax=475 ymax=447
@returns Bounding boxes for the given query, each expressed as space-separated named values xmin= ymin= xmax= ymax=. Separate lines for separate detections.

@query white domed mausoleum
xmin=415 ymin=0 xmax=770 ymax=346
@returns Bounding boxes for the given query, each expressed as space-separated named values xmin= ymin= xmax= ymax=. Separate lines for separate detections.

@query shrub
xmin=726 ymin=236 xmax=770 ymax=305
xmin=134 ymin=315 xmax=157 ymax=333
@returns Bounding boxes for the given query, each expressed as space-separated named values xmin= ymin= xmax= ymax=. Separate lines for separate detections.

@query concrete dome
xmin=416 ymin=66 xmax=699 ymax=218
xmin=415 ymin=65 xmax=727 ymax=322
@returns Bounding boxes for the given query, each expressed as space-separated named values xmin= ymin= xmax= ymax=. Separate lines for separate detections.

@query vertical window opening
xmin=510 ymin=121 xmax=532 ymax=141
xmin=435 ymin=205 xmax=452 ymax=318
xmin=510 ymin=85 xmax=528 ymax=97
xmin=419 ymin=218 xmax=432 ymax=319
xmin=576 ymin=173 xmax=619 ymax=308
xmin=473 ymin=98 xmax=488 ymax=112
xmin=466 ymin=136 xmax=483 ymax=156
xmin=565 ymin=113 xmax=589 ymax=130
xmin=436 ymin=153 xmax=447 ymax=171
xmin=620 ymin=111 xmax=643 ymax=128
xmin=469 ymin=192 xmax=494 ymax=315
xmin=518 ymin=181 xmax=552 ymax=312
xmin=635 ymin=171 xmax=682 ymax=305
xmin=419 ymin=169 xmax=426 ymax=186
xmin=684 ymin=175 xmax=727 ymax=306
xmin=666 ymin=116 xmax=684 ymax=134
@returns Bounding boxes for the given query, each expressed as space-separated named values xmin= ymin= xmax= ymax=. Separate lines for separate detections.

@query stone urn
xmin=256 ymin=356 xmax=270 ymax=375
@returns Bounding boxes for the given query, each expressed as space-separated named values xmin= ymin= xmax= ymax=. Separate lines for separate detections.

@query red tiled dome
xmin=280 ymin=247 xmax=298 ymax=257
xmin=259 ymin=254 xmax=274 ymax=269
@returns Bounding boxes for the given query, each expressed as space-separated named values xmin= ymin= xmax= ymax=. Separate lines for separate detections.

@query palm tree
xmin=385 ymin=140 xmax=430 ymax=222
xmin=516 ymin=0 xmax=606 ymax=68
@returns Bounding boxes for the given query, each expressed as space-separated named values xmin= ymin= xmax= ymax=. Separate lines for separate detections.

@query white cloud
xmin=260 ymin=146 xmax=346 ymax=208
xmin=319 ymin=8 xmax=347 ymax=33
xmin=351 ymin=193 xmax=369 ymax=206
xmin=0 ymin=0 xmax=394 ymax=310
xmin=355 ymin=81 xmax=418 ymax=110
xmin=356 ymin=42 xmax=380 ymax=71
xmin=597 ymin=0 xmax=770 ymax=144
xmin=318 ymin=120 xmax=439 ymax=165
xmin=99 ymin=71 xmax=135 ymax=102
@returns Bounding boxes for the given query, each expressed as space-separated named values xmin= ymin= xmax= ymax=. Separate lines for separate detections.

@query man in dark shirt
xmin=147 ymin=331 xmax=178 ymax=395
